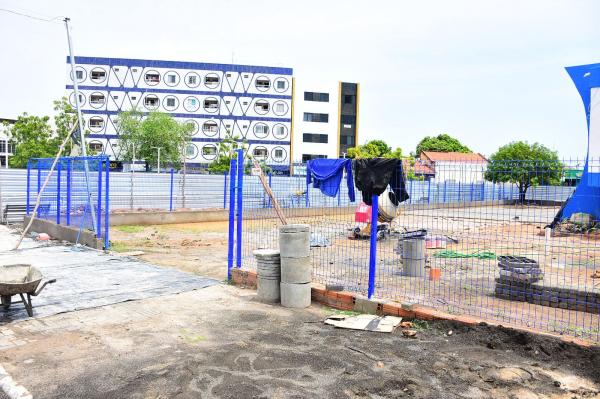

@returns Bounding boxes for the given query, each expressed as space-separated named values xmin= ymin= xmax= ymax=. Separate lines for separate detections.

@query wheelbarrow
xmin=0 ymin=264 xmax=56 ymax=317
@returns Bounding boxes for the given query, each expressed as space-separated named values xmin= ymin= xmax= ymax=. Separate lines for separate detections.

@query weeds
xmin=116 ymin=225 xmax=144 ymax=233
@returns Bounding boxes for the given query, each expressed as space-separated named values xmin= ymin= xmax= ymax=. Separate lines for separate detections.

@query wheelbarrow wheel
xmin=1 ymin=295 xmax=11 ymax=310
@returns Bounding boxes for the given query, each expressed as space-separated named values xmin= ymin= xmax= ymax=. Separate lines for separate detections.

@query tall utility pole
xmin=64 ymin=17 xmax=97 ymax=234
xmin=152 ymin=146 xmax=162 ymax=173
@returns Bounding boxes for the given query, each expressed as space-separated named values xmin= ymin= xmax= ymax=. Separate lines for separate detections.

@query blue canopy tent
xmin=554 ymin=63 xmax=600 ymax=224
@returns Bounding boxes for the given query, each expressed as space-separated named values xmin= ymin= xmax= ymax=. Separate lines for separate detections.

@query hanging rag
xmin=306 ymin=158 xmax=355 ymax=201
xmin=353 ymin=158 xmax=409 ymax=206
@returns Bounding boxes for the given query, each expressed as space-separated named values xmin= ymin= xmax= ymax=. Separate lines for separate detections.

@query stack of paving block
xmin=254 ymin=249 xmax=281 ymax=303
xmin=497 ymin=256 xmax=543 ymax=284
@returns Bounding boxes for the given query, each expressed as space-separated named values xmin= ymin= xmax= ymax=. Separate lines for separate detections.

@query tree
xmin=484 ymin=141 xmax=562 ymax=203
xmin=347 ymin=139 xmax=403 ymax=159
xmin=415 ymin=134 xmax=471 ymax=156
xmin=5 ymin=97 xmax=81 ymax=168
xmin=207 ymin=129 xmax=248 ymax=174
xmin=116 ymin=110 xmax=193 ymax=170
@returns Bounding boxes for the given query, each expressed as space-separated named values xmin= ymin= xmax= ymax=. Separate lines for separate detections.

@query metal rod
xmin=227 ymin=157 xmax=237 ymax=279
xmin=64 ymin=17 xmax=97 ymax=233
xmin=368 ymin=195 xmax=379 ymax=299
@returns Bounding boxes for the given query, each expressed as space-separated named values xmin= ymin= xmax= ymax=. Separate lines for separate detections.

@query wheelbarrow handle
xmin=32 ymin=279 xmax=56 ymax=297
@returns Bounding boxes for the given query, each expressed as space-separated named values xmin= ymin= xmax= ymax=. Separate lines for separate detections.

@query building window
xmin=131 ymin=96 xmax=137 ymax=101
xmin=185 ymin=72 xmax=200 ymax=88
xmin=253 ymin=123 xmax=269 ymax=138
xmin=185 ymin=144 xmax=198 ymax=159
xmin=202 ymin=120 xmax=218 ymax=137
xmin=302 ymin=154 xmax=327 ymax=163
xmin=303 ymin=133 xmax=328 ymax=143
xmin=144 ymin=71 xmax=160 ymax=85
xmin=90 ymin=68 xmax=107 ymax=83
xmin=88 ymin=117 xmax=104 ymax=130
xmin=89 ymin=93 xmax=106 ymax=108
xmin=304 ymin=92 xmax=329 ymax=102
xmin=164 ymin=96 xmax=178 ymax=110
xmin=89 ymin=141 xmax=103 ymax=154
xmin=274 ymin=78 xmax=288 ymax=92
xmin=201 ymin=144 xmax=217 ymax=160
xmin=75 ymin=70 xmax=84 ymax=80
xmin=340 ymin=135 xmax=355 ymax=146
xmin=164 ymin=71 xmax=179 ymax=86
xmin=341 ymin=115 xmax=356 ymax=125
xmin=69 ymin=92 xmax=85 ymax=107
xmin=273 ymin=101 xmax=287 ymax=115
xmin=272 ymin=124 xmax=288 ymax=139
xmin=203 ymin=97 xmax=219 ymax=112
xmin=272 ymin=147 xmax=286 ymax=161
xmin=303 ymin=113 xmax=328 ymax=123
xmin=144 ymin=95 xmax=159 ymax=110
xmin=344 ymin=95 xmax=355 ymax=104
xmin=253 ymin=146 xmax=268 ymax=160
xmin=254 ymin=100 xmax=269 ymax=114
xmin=184 ymin=96 xmax=200 ymax=112
xmin=168 ymin=75 xmax=176 ymax=84
xmin=255 ymin=76 xmax=270 ymax=91
xmin=204 ymin=73 xmax=220 ymax=88
xmin=113 ymin=95 xmax=119 ymax=99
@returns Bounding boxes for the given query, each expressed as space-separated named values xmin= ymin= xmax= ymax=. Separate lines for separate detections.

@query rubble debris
xmin=402 ymin=329 xmax=417 ymax=338
xmin=324 ymin=314 xmax=402 ymax=333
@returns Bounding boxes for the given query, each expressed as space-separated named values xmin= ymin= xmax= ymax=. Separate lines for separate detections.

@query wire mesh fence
xmin=26 ymin=156 xmax=110 ymax=248
xmin=239 ymin=157 xmax=600 ymax=341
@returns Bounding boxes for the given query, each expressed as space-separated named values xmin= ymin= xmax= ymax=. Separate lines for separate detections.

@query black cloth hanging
xmin=353 ymin=158 xmax=409 ymax=206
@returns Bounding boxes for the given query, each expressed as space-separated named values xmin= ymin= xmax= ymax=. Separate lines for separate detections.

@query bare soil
xmin=110 ymin=220 xmax=230 ymax=280
xmin=1 ymin=285 xmax=599 ymax=398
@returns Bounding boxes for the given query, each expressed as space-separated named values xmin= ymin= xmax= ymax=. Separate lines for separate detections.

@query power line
xmin=0 ymin=7 xmax=64 ymax=23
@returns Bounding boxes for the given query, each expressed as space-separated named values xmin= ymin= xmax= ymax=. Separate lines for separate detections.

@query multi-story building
xmin=291 ymin=81 xmax=359 ymax=163
xmin=0 ymin=118 xmax=16 ymax=168
xmin=65 ymin=56 xmax=359 ymax=173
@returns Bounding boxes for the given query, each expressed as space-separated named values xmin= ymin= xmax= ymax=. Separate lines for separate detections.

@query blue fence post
xmin=36 ymin=166 xmax=41 ymax=218
xmin=443 ymin=181 xmax=447 ymax=203
xmin=480 ymin=182 xmax=485 ymax=201
xmin=223 ymin=171 xmax=228 ymax=209
xmin=56 ymin=162 xmax=61 ymax=224
xmin=235 ymin=149 xmax=244 ymax=269
xmin=169 ymin=168 xmax=174 ymax=212
xmin=26 ymin=160 xmax=31 ymax=215
xmin=457 ymin=181 xmax=461 ymax=202
xmin=66 ymin=159 xmax=72 ymax=226
xmin=427 ymin=179 xmax=431 ymax=204
xmin=104 ymin=158 xmax=110 ymax=249
xmin=96 ymin=159 xmax=102 ymax=237
xmin=368 ymin=195 xmax=379 ymax=299
xmin=227 ymin=158 xmax=237 ymax=279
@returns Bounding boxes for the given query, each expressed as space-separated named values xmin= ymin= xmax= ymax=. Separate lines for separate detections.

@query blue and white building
xmin=66 ymin=56 xmax=293 ymax=172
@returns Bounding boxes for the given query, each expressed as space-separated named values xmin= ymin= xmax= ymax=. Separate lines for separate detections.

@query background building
xmin=419 ymin=151 xmax=488 ymax=182
xmin=0 ymin=118 xmax=15 ymax=168
xmin=66 ymin=56 xmax=293 ymax=172
xmin=66 ymin=56 xmax=359 ymax=173
xmin=291 ymin=81 xmax=359 ymax=163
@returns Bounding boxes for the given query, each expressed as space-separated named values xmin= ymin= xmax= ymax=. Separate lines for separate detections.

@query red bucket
xmin=355 ymin=202 xmax=371 ymax=223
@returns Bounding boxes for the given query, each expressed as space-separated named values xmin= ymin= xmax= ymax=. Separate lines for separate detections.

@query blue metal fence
xmin=231 ymin=156 xmax=600 ymax=342
xmin=26 ymin=156 xmax=110 ymax=249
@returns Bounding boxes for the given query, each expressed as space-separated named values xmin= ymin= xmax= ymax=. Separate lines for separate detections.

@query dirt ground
xmin=109 ymin=221 xmax=230 ymax=280
xmin=1 ymin=284 xmax=599 ymax=399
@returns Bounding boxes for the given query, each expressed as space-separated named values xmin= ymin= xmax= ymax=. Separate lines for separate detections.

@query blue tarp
xmin=560 ymin=63 xmax=600 ymax=221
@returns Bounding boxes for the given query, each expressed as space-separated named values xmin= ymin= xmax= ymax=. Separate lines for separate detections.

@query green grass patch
xmin=323 ymin=307 xmax=361 ymax=317
xmin=116 ymin=225 xmax=145 ymax=233
xmin=109 ymin=241 xmax=130 ymax=253
xmin=411 ymin=319 xmax=430 ymax=331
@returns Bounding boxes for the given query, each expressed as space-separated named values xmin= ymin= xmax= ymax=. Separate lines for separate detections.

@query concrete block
xmin=281 ymin=256 xmax=311 ymax=284
xmin=280 ymin=282 xmax=311 ymax=308
xmin=257 ymin=277 xmax=280 ymax=303
xmin=354 ymin=297 xmax=379 ymax=314
xmin=279 ymin=225 xmax=310 ymax=258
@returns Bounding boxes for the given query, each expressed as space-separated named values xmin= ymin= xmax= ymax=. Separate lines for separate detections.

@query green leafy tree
xmin=415 ymin=134 xmax=471 ymax=156
xmin=5 ymin=97 xmax=82 ymax=168
xmin=347 ymin=139 xmax=402 ymax=159
xmin=484 ymin=141 xmax=562 ymax=203
xmin=116 ymin=110 xmax=193 ymax=170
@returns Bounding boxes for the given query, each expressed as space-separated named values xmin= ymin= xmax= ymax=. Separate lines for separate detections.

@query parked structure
xmin=419 ymin=151 xmax=488 ymax=182
xmin=66 ymin=56 xmax=360 ymax=174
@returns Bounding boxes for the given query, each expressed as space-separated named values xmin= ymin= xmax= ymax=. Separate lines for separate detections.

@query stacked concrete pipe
xmin=279 ymin=224 xmax=311 ymax=308
xmin=254 ymin=249 xmax=281 ymax=303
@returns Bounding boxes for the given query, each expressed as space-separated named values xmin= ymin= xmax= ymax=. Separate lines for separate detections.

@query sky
xmin=0 ymin=0 xmax=599 ymax=158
